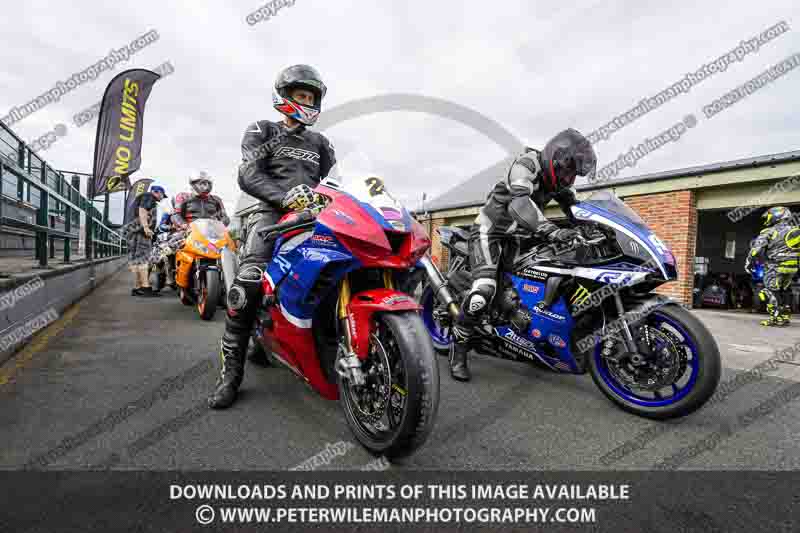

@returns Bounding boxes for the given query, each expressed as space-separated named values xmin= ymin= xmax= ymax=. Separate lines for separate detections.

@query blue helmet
xmin=150 ymin=184 xmax=167 ymax=197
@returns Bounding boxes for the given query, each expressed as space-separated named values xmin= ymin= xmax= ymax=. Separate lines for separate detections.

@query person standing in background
xmin=124 ymin=185 xmax=167 ymax=297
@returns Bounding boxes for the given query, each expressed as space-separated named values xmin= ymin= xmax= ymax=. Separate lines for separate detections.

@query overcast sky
xmin=2 ymin=0 xmax=798 ymax=223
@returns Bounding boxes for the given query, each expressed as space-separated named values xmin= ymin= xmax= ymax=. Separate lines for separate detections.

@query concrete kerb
xmin=0 ymin=256 xmax=128 ymax=365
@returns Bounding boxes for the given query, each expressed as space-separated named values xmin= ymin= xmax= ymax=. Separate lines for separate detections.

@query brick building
xmin=416 ymin=150 xmax=800 ymax=307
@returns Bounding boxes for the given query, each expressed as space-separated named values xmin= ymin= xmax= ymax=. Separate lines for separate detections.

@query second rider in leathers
xmin=172 ymin=172 xmax=231 ymax=228
xmin=449 ymin=129 xmax=597 ymax=382
xmin=208 ymin=64 xmax=336 ymax=409
xmin=746 ymin=206 xmax=800 ymax=327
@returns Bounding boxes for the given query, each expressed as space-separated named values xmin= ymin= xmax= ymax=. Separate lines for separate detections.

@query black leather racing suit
xmin=456 ymin=148 xmax=578 ymax=335
xmin=173 ymin=194 xmax=230 ymax=227
xmin=217 ymin=119 xmax=336 ymax=396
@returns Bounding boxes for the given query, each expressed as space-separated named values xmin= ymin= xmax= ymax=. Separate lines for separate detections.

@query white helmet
xmin=190 ymin=171 xmax=213 ymax=195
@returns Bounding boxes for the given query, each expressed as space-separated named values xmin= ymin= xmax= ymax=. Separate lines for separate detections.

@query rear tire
xmin=588 ymin=303 xmax=721 ymax=420
xmin=339 ymin=311 xmax=440 ymax=460
xmin=199 ymin=270 xmax=220 ymax=321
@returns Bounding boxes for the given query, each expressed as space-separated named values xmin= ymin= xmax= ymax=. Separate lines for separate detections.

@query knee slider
xmin=463 ymin=281 xmax=495 ymax=317
xmin=236 ymin=264 xmax=263 ymax=283
xmin=228 ymin=265 xmax=263 ymax=310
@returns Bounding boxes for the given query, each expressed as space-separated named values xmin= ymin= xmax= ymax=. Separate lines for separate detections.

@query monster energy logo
xmin=570 ymin=284 xmax=590 ymax=306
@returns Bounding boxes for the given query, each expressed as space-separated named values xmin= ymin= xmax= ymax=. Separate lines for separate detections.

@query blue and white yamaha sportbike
xmin=418 ymin=191 xmax=721 ymax=419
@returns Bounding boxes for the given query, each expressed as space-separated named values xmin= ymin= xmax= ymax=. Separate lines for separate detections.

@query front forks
xmin=419 ymin=254 xmax=460 ymax=320
xmin=335 ymin=274 xmax=366 ymax=386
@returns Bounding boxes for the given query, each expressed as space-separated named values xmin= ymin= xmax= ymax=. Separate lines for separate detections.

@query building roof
xmin=421 ymin=149 xmax=800 ymax=213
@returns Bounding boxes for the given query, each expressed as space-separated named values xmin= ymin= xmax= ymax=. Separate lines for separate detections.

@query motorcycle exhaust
xmin=221 ymin=247 xmax=239 ymax=294
xmin=419 ymin=254 xmax=460 ymax=319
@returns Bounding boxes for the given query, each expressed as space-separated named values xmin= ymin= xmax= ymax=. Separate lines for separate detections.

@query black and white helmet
xmin=189 ymin=171 xmax=213 ymax=196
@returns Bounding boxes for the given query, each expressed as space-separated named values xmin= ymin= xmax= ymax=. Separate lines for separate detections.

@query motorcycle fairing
xmin=264 ymin=277 xmax=339 ymax=400
xmin=501 ymin=273 xmax=579 ymax=373
xmin=530 ymin=265 xmax=651 ymax=285
xmin=316 ymin=183 xmax=430 ymax=268
xmin=316 ymin=186 xmax=395 ymax=252
xmin=265 ymin=226 xmax=358 ymax=328
xmin=572 ymin=203 xmax=676 ymax=280
xmin=348 ymin=288 xmax=422 ymax=360
xmin=493 ymin=325 xmax=576 ymax=372
xmin=357 ymin=199 xmax=415 ymax=233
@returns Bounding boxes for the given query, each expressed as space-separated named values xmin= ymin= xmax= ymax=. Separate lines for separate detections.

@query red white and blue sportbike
xmin=418 ymin=191 xmax=721 ymax=419
xmin=244 ymin=174 xmax=440 ymax=458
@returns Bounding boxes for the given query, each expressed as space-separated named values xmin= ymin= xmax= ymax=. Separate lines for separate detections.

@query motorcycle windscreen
xmin=190 ymin=218 xmax=227 ymax=241
xmin=574 ymin=191 xmax=676 ymax=277
xmin=580 ymin=191 xmax=648 ymax=230
xmin=325 ymin=148 xmax=415 ymax=233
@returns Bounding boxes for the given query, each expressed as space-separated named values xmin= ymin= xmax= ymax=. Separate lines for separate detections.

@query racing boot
xmin=247 ymin=338 xmax=271 ymax=367
xmin=449 ymin=325 xmax=472 ymax=382
xmin=208 ymin=267 xmax=261 ymax=408
xmin=760 ymin=304 xmax=783 ymax=327
xmin=780 ymin=305 xmax=792 ymax=325
xmin=208 ymin=332 xmax=246 ymax=409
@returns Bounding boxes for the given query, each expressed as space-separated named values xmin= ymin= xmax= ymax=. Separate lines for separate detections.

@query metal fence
xmin=0 ymin=120 xmax=124 ymax=267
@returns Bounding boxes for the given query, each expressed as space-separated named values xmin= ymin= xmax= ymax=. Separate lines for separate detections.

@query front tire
xmin=179 ymin=288 xmax=194 ymax=306
xmin=588 ymin=303 xmax=721 ymax=420
xmin=338 ymin=311 xmax=440 ymax=460
xmin=420 ymin=286 xmax=453 ymax=354
xmin=198 ymin=270 xmax=220 ymax=321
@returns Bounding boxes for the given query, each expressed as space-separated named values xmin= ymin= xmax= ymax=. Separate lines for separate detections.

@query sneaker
xmin=131 ymin=288 xmax=144 ymax=296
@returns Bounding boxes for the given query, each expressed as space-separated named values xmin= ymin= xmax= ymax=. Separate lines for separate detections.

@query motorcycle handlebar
xmin=535 ymin=233 xmax=606 ymax=256
xmin=574 ymin=234 xmax=606 ymax=246
xmin=257 ymin=210 xmax=317 ymax=240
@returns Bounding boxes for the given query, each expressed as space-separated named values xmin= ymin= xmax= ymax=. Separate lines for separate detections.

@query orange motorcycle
xmin=174 ymin=218 xmax=235 ymax=320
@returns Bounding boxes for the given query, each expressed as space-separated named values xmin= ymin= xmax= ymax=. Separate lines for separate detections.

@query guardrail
xmin=0 ymin=120 xmax=125 ymax=267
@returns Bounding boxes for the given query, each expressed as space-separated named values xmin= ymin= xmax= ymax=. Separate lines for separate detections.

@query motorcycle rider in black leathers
xmin=449 ymin=129 xmax=597 ymax=381
xmin=208 ymin=64 xmax=336 ymax=409
xmin=745 ymin=206 xmax=800 ymax=327
xmin=172 ymin=172 xmax=231 ymax=228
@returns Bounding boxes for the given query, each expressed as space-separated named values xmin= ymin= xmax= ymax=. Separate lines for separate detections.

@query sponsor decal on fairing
xmin=522 ymin=283 xmax=540 ymax=294
xmin=548 ymin=334 xmax=567 ymax=348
